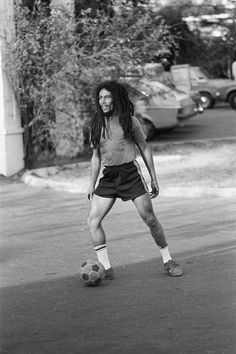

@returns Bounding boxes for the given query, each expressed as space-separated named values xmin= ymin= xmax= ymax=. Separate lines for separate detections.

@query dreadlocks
xmin=90 ymin=81 xmax=134 ymax=148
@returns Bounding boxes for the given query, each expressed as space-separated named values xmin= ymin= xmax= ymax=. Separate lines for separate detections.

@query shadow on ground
xmin=1 ymin=251 xmax=235 ymax=354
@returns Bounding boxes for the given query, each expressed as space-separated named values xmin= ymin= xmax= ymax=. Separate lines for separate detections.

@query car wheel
xmin=200 ymin=92 xmax=214 ymax=109
xmin=229 ymin=92 xmax=236 ymax=109
xmin=141 ymin=119 xmax=155 ymax=140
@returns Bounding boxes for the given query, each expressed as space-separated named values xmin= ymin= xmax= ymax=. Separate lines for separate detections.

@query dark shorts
xmin=94 ymin=161 xmax=148 ymax=201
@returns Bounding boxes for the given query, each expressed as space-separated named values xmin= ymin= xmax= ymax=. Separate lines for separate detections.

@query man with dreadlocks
xmin=86 ymin=81 xmax=183 ymax=279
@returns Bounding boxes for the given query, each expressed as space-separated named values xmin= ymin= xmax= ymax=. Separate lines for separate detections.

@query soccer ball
xmin=80 ymin=259 xmax=105 ymax=287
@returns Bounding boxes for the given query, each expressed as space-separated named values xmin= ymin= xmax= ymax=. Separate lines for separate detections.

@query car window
xmin=121 ymin=78 xmax=178 ymax=105
xmin=191 ymin=67 xmax=209 ymax=80
xmin=122 ymin=82 xmax=149 ymax=100
xmin=147 ymin=81 xmax=172 ymax=93
xmin=139 ymin=79 xmax=177 ymax=104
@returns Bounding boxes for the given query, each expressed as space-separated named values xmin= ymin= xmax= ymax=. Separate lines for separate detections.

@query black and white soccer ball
xmin=80 ymin=259 xmax=105 ymax=287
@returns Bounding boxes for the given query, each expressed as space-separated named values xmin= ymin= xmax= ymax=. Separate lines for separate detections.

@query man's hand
xmin=86 ymin=186 xmax=95 ymax=201
xmin=149 ymin=179 xmax=159 ymax=199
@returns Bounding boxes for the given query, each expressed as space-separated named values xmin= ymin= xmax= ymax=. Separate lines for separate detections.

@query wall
xmin=0 ymin=0 xmax=24 ymax=176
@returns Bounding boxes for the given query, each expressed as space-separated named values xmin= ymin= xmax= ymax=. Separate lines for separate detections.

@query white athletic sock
xmin=95 ymin=244 xmax=111 ymax=270
xmin=159 ymin=246 xmax=172 ymax=264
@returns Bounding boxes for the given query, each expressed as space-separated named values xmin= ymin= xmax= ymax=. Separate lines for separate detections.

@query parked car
xmin=121 ymin=78 xmax=199 ymax=140
xmin=172 ymin=65 xmax=236 ymax=109
xmin=141 ymin=63 xmax=204 ymax=116
xmin=146 ymin=80 xmax=203 ymax=121
xmin=120 ymin=80 xmax=178 ymax=139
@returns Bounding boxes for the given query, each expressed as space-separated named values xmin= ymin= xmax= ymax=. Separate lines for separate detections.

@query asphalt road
xmin=153 ymin=105 xmax=236 ymax=143
xmin=1 ymin=104 xmax=236 ymax=354
xmin=1 ymin=182 xmax=236 ymax=354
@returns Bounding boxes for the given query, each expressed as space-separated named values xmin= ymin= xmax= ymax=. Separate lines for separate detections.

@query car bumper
xmin=177 ymin=104 xmax=198 ymax=120
xmin=146 ymin=106 xmax=178 ymax=129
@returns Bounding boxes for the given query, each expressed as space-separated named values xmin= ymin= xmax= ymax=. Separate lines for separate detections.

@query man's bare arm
xmin=137 ymin=141 xmax=159 ymax=198
xmin=86 ymin=148 xmax=101 ymax=200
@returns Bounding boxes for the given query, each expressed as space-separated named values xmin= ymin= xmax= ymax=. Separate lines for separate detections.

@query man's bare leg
xmin=133 ymin=192 xmax=183 ymax=276
xmin=133 ymin=192 xmax=168 ymax=249
xmin=87 ymin=194 xmax=116 ymax=278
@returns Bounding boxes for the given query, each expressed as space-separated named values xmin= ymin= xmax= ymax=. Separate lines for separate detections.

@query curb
xmin=150 ymin=136 xmax=236 ymax=150
xmin=21 ymin=172 xmax=89 ymax=194
xmin=21 ymin=172 xmax=236 ymax=198
xmin=159 ymin=186 xmax=236 ymax=198
xmin=21 ymin=137 xmax=236 ymax=198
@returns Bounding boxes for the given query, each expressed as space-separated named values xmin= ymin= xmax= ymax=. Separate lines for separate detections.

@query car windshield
xmin=147 ymin=80 xmax=172 ymax=93
xmin=121 ymin=82 xmax=149 ymax=100
xmin=191 ymin=67 xmax=210 ymax=80
xmin=122 ymin=79 xmax=153 ymax=97
xmin=137 ymin=79 xmax=177 ymax=104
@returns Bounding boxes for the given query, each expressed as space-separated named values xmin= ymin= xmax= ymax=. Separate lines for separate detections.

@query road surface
xmin=153 ymin=105 xmax=236 ymax=143
xmin=1 ymin=181 xmax=236 ymax=354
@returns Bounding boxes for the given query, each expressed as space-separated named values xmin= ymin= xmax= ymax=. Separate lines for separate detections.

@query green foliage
xmin=4 ymin=1 xmax=175 ymax=165
xmin=158 ymin=2 xmax=236 ymax=78
xmin=5 ymin=4 xmax=84 ymax=163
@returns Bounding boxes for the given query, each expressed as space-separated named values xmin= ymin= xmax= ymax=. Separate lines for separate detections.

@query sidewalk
xmin=21 ymin=137 xmax=236 ymax=198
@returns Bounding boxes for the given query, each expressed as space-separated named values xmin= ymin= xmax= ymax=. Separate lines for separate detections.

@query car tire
xmin=141 ymin=119 xmax=155 ymax=140
xmin=200 ymin=92 xmax=214 ymax=109
xmin=229 ymin=92 xmax=236 ymax=109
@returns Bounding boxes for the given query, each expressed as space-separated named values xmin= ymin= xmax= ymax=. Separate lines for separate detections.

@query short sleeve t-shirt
xmin=96 ymin=115 xmax=146 ymax=166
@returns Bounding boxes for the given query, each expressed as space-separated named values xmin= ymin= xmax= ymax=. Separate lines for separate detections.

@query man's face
xmin=99 ymin=89 xmax=114 ymax=114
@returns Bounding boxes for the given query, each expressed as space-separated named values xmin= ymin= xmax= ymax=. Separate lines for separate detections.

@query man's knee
xmin=143 ymin=213 xmax=157 ymax=228
xmin=87 ymin=212 xmax=100 ymax=230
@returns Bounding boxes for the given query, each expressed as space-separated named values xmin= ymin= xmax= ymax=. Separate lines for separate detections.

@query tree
xmin=157 ymin=1 xmax=236 ymax=78
xmin=4 ymin=0 xmax=175 ymax=165
xmin=157 ymin=2 xmax=203 ymax=65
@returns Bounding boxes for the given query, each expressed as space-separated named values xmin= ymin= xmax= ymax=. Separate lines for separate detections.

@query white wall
xmin=0 ymin=0 xmax=24 ymax=176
